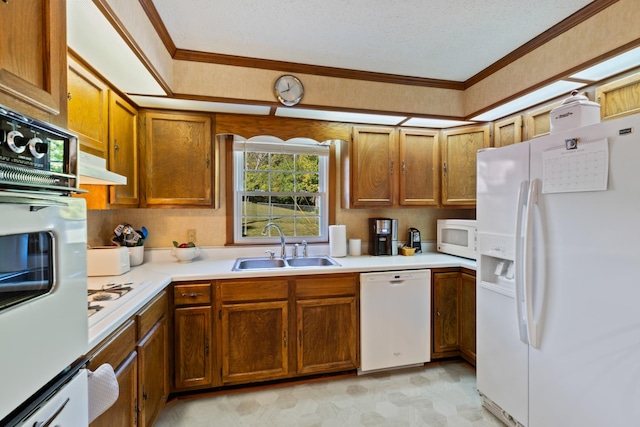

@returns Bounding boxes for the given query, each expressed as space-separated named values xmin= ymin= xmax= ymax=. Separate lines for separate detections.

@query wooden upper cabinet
xmin=398 ymin=129 xmax=439 ymax=206
xmin=596 ymin=72 xmax=640 ymax=120
xmin=0 ymin=0 xmax=67 ymax=126
xmin=348 ymin=126 xmax=395 ymax=208
xmin=109 ymin=92 xmax=139 ymax=206
xmin=141 ymin=111 xmax=214 ymax=207
xmin=493 ymin=116 xmax=523 ymax=147
xmin=524 ymin=102 xmax=560 ymax=140
xmin=343 ymin=126 xmax=440 ymax=208
xmin=67 ymin=55 xmax=109 ymax=156
xmin=440 ymin=125 xmax=490 ymax=207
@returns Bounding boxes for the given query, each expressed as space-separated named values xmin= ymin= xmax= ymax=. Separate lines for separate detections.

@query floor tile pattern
xmin=155 ymin=362 xmax=504 ymax=426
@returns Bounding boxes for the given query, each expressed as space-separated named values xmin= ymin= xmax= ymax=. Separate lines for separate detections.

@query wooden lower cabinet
xmin=137 ymin=317 xmax=168 ymax=427
xmin=172 ymin=282 xmax=214 ymax=391
xmin=88 ymin=290 xmax=168 ymax=427
xmin=431 ymin=268 xmax=476 ymax=366
xmin=295 ymin=274 xmax=358 ymax=374
xmin=221 ymin=300 xmax=289 ymax=384
xmin=90 ymin=351 xmax=138 ymax=427
xmin=459 ymin=270 xmax=476 ymax=365
xmin=218 ymin=278 xmax=289 ymax=385
xmin=171 ymin=274 xmax=360 ymax=392
xmin=432 ymin=271 xmax=460 ymax=358
xmin=174 ymin=306 xmax=213 ymax=389
xmin=89 ymin=320 xmax=137 ymax=427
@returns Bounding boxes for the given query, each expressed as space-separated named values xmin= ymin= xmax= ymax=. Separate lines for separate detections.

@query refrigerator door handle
xmin=514 ymin=180 xmax=529 ymax=344
xmin=523 ymin=178 xmax=543 ymax=349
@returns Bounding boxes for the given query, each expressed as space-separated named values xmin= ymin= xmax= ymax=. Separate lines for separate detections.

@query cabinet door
xmin=432 ymin=271 xmax=460 ymax=358
xmin=596 ymin=72 xmax=640 ymax=120
xmin=174 ymin=306 xmax=213 ymax=390
xmin=459 ymin=271 xmax=476 ymax=366
xmin=141 ymin=111 xmax=213 ymax=206
xmin=441 ymin=125 xmax=489 ymax=207
xmin=221 ymin=300 xmax=288 ymax=384
xmin=109 ymin=92 xmax=139 ymax=206
xmin=296 ymin=297 xmax=358 ymax=374
xmin=493 ymin=116 xmax=522 ymax=147
xmin=350 ymin=127 xmax=395 ymax=207
xmin=90 ymin=351 xmax=138 ymax=427
xmin=398 ymin=129 xmax=439 ymax=206
xmin=0 ymin=0 xmax=66 ymax=124
xmin=67 ymin=55 xmax=109 ymax=156
xmin=524 ymin=102 xmax=559 ymax=139
xmin=137 ymin=318 xmax=168 ymax=427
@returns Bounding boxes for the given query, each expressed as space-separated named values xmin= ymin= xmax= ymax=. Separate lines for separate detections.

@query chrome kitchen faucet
xmin=262 ymin=223 xmax=286 ymax=259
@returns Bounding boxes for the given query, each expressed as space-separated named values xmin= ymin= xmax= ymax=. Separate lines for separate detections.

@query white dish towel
xmin=87 ymin=363 xmax=119 ymax=423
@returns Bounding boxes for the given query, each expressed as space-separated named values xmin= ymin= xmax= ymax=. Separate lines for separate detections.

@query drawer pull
xmin=182 ymin=292 xmax=204 ymax=298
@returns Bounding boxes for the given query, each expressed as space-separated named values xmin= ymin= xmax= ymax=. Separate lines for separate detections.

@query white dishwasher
xmin=359 ymin=269 xmax=431 ymax=373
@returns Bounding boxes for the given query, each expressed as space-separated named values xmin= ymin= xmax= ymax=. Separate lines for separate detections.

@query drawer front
xmin=219 ymin=278 xmax=289 ymax=302
xmin=89 ymin=319 xmax=136 ymax=371
xmin=137 ymin=291 xmax=168 ymax=338
xmin=296 ymin=274 xmax=357 ymax=298
xmin=174 ymin=283 xmax=212 ymax=306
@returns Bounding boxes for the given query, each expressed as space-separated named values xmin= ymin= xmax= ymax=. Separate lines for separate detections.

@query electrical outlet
xmin=187 ymin=229 xmax=197 ymax=242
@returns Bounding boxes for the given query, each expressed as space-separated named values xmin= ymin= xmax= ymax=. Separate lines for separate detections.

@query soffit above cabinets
xmin=67 ymin=1 xmax=640 ymax=127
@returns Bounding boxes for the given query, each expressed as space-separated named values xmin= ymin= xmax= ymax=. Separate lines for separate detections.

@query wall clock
xmin=274 ymin=75 xmax=304 ymax=106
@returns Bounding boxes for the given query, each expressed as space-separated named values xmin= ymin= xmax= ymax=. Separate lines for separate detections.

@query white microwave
xmin=437 ymin=219 xmax=477 ymax=260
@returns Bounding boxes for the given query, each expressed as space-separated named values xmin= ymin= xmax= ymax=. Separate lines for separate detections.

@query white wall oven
xmin=0 ymin=105 xmax=89 ymax=426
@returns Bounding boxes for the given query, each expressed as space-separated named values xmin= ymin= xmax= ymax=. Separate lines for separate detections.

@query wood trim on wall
xmin=464 ymin=0 xmax=620 ymax=88
xmin=94 ymin=0 xmax=173 ymax=96
xmin=137 ymin=0 xmax=618 ymax=91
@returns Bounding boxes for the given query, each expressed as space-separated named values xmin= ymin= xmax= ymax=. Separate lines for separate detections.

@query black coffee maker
xmin=408 ymin=227 xmax=422 ymax=253
xmin=369 ymin=218 xmax=393 ymax=256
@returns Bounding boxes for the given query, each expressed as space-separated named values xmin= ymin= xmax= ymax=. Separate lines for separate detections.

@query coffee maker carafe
xmin=369 ymin=218 xmax=397 ymax=256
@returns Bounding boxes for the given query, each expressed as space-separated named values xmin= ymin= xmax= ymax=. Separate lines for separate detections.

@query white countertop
xmin=87 ymin=246 xmax=476 ymax=351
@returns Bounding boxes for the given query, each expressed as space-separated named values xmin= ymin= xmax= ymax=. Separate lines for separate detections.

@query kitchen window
xmin=233 ymin=136 xmax=330 ymax=244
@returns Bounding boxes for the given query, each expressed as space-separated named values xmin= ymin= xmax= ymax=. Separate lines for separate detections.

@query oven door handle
xmin=33 ymin=397 xmax=70 ymax=427
xmin=0 ymin=195 xmax=69 ymax=209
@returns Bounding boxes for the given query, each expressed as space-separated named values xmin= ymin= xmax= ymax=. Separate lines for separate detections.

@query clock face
xmin=275 ymin=75 xmax=304 ymax=106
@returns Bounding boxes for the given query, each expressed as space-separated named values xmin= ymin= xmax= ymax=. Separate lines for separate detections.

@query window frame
xmin=231 ymin=136 xmax=331 ymax=245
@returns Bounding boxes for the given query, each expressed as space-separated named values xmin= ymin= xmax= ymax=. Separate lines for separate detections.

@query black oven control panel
xmin=0 ymin=105 xmax=79 ymax=194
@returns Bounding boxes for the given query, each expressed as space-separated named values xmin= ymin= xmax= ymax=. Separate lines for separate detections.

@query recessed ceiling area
xmin=67 ymin=1 xmax=640 ymax=127
xmin=150 ymin=0 xmax=591 ymax=82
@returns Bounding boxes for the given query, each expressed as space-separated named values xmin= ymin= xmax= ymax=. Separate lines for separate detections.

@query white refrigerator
xmin=476 ymin=112 xmax=640 ymax=427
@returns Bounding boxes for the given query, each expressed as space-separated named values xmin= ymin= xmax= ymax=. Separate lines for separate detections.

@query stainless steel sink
xmin=232 ymin=257 xmax=286 ymax=270
xmin=286 ymin=255 xmax=340 ymax=268
xmin=232 ymin=255 xmax=339 ymax=271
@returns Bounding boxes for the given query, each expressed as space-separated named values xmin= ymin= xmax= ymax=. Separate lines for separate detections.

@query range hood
xmin=78 ymin=151 xmax=127 ymax=185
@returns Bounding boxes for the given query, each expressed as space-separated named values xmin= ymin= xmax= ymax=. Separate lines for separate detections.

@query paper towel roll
xmin=329 ymin=225 xmax=347 ymax=257
xmin=88 ymin=363 xmax=119 ymax=423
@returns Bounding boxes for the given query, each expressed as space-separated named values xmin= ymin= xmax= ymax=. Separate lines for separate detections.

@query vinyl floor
xmin=154 ymin=361 xmax=504 ymax=427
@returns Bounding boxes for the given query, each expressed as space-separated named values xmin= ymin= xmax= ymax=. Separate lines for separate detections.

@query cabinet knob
xmin=67 ymin=92 xmax=72 ymax=100
xmin=182 ymin=292 xmax=203 ymax=298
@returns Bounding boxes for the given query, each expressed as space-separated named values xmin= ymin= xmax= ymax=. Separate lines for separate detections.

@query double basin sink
xmin=232 ymin=255 xmax=340 ymax=271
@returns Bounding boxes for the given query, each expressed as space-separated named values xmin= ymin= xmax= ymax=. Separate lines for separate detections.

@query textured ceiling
xmin=151 ymin=0 xmax=593 ymax=81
